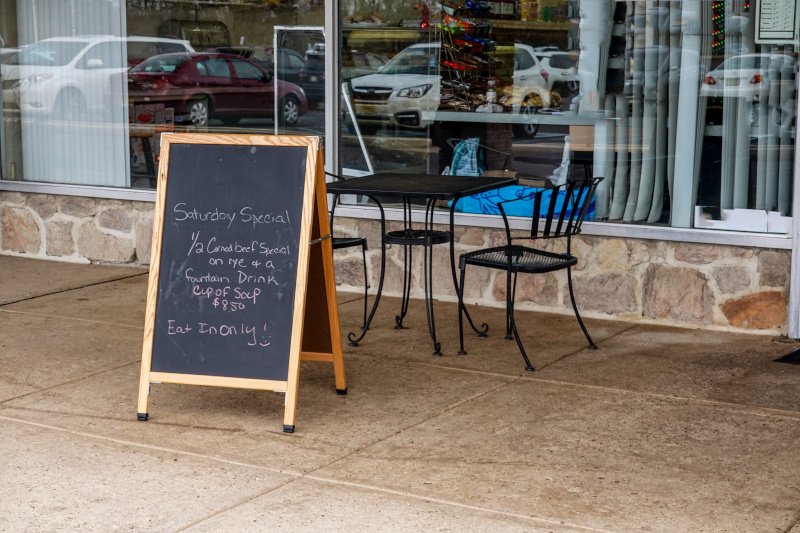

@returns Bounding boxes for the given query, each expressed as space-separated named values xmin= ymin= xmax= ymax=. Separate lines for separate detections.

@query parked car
xmin=126 ymin=52 xmax=308 ymax=126
xmin=297 ymin=46 xmax=325 ymax=104
xmin=701 ymin=53 xmax=797 ymax=100
xmin=210 ymin=46 xmax=306 ymax=85
xmin=1 ymin=35 xmax=194 ymax=119
xmin=348 ymin=42 xmax=552 ymax=138
xmin=298 ymin=45 xmax=388 ymax=104
xmin=536 ymin=50 xmax=579 ymax=92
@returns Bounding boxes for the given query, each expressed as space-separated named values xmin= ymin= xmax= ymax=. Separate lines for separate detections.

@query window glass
xmin=338 ymin=0 xmax=798 ymax=232
xmin=0 ymin=0 xmax=325 ymax=190
xmin=232 ymin=59 xmax=264 ymax=80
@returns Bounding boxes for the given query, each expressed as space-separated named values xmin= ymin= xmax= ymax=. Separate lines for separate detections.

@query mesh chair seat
xmin=461 ymin=244 xmax=577 ymax=274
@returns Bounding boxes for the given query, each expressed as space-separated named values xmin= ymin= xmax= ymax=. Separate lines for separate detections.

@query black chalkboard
xmin=151 ymin=140 xmax=307 ymax=381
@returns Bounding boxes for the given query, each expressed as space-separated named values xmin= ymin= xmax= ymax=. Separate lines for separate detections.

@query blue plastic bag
xmin=447 ymin=138 xmax=485 ymax=177
xmin=450 ymin=185 xmax=596 ymax=219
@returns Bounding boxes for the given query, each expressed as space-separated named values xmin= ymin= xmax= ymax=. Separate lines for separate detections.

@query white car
xmin=701 ymin=53 xmax=796 ymax=100
xmin=2 ymin=35 xmax=194 ymax=119
xmin=349 ymin=42 xmax=552 ymax=138
xmin=536 ymin=50 xmax=579 ymax=92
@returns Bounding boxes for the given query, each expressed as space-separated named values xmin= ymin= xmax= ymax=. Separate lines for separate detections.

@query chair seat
xmin=384 ymin=229 xmax=451 ymax=247
xmin=332 ymin=236 xmax=368 ymax=250
xmin=460 ymin=244 xmax=577 ymax=274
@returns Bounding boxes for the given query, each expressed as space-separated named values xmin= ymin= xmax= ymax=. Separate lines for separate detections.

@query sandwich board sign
xmin=137 ymin=133 xmax=345 ymax=432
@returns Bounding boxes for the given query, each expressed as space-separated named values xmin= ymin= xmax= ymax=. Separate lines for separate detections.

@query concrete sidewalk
xmin=1 ymin=255 xmax=800 ymax=532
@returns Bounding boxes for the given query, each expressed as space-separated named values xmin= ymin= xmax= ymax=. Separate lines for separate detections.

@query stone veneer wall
xmin=332 ymin=216 xmax=791 ymax=335
xmin=0 ymin=192 xmax=154 ymax=265
xmin=0 ymin=192 xmax=791 ymax=334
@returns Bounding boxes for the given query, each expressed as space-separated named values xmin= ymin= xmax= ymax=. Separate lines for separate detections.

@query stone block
xmin=27 ymin=195 xmax=59 ymax=220
xmin=98 ymin=208 xmax=133 ymax=233
xmin=713 ymin=265 xmax=751 ymax=294
xmin=731 ymin=247 xmax=755 ymax=259
xmin=76 ymin=222 xmax=136 ymax=263
xmin=643 ymin=264 xmax=713 ymax=324
xmin=0 ymin=192 xmax=27 ymax=205
xmin=721 ymin=291 xmax=787 ymax=329
xmin=570 ymin=272 xmax=637 ymax=314
xmin=1 ymin=207 xmax=41 ymax=253
xmin=45 ymin=221 xmax=75 ymax=257
xmin=674 ymin=243 xmax=722 ymax=264
xmin=492 ymin=270 xmax=559 ymax=307
xmin=61 ymin=197 xmax=98 ymax=218
xmin=758 ymin=250 xmax=789 ymax=287
xmin=333 ymin=251 xmax=369 ymax=289
xmin=135 ymin=217 xmax=153 ymax=264
xmin=458 ymin=226 xmax=485 ymax=246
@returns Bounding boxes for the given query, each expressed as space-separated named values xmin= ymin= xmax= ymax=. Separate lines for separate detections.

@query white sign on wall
xmin=756 ymin=0 xmax=800 ymax=43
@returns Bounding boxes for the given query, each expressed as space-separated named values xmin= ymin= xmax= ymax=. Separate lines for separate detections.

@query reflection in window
xmin=338 ymin=0 xmax=797 ymax=233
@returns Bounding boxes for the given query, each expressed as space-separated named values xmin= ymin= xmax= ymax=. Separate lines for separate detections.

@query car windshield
xmin=131 ymin=54 xmax=189 ymax=73
xmin=7 ymin=40 xmax=86 ymax=66
xmin=378 ymin=47 xmax=437 ymax=75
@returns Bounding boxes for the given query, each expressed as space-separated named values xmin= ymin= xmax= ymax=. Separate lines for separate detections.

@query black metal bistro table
xmin=327 ymin=173 xmax=518 ymax=354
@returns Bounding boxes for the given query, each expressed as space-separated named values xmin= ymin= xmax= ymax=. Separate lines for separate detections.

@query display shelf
xmin=422 ymin=110 xmax=613 ymax=126
xmin=490 ymin=20 xmax=571 ymax=30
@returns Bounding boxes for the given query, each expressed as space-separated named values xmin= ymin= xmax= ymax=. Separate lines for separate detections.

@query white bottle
xmin=486 ymin=79 xmax=496 ymax=104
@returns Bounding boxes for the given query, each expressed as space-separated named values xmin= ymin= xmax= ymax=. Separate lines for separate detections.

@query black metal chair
xmin=326 ymin=172 xmax=369 ymax=336
xmin=457 ymin=177 xmax=603 ymax=371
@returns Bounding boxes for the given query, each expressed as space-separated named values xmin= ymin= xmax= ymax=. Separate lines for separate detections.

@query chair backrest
xmin=508 ymin=177 xmax=603 ymax=242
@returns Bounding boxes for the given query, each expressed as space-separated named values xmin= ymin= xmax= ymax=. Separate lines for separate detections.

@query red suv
xmin=127 ymin=52 xmax=308 ymax=126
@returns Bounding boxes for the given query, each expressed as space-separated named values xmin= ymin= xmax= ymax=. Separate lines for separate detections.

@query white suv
xmin=349 ymin=42 xmax=552 ymax=138
xmin=2 ymin=35 xmax=194 ymax=119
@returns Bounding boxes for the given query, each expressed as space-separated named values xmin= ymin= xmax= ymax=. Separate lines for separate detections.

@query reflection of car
xmin=298 ymin=46 xmax=388 ymax=104
xmin=298 ymin=47 xmax=325 ymax=104
xmin=343 ymin=49 xmax=388 ymax=79
xmin=210 ymin=46 xmax=306 ymax=85
xmin=126 ymin=52 xmax=308 ymax=126
xmin=536 ymin=50 xmax=579 ymax=92
xmin=1 ymin=35 xmax=194 ymax=119
xmin=348 ymin=42 xmax=552 ymax=138
xmin=701 ymin=53 xmax=796 ymax=100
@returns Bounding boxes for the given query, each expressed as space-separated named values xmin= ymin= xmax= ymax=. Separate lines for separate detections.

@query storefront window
xmin=0 ymin=0 xmax=324 ymax=189
xmin=338 ymin=0 xmax=798 ymax=233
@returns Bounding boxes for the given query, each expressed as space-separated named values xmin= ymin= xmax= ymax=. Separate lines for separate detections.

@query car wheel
xmin=512 ymin=104 xmax=540 ymax=139
xmin=280 ymin=95 xmax=301 ymax=126
xmin=188 ymin=97 xmax=210 ymax=127
xmin=54 ymin=89 xmax=87 ymax=122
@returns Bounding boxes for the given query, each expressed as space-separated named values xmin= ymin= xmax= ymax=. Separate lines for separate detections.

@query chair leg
xmin=507 ymin=284 xmax=535 ymax=371
xmin=567 ymin=267 xmax=596 ymax=349
xmin=458 ymin=263 xmax=467 ymax=355
xmin=359 ymin=243 xmax=369 ymax=333
xmin=504 ymin=268 xmax=514 ymax=340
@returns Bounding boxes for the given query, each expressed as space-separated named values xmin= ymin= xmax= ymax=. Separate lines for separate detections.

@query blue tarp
xmin=450 ymin=185 xmax=596 ymax=218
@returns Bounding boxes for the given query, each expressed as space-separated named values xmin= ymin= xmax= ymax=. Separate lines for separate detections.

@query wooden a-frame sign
xmin=137 ymin=133 xmax=345 ymax=433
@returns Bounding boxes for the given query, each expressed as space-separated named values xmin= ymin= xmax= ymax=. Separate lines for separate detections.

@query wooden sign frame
xmin=137 ymin=133 xmax=345 ymax=433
